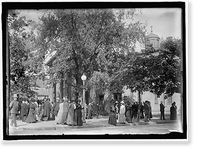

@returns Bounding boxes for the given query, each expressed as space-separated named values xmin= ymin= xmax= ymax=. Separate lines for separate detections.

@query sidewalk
xmin=9 ymin=115 xmax=179 ymax=132
xmin=9 ymin=116 xmax=112 ymax=132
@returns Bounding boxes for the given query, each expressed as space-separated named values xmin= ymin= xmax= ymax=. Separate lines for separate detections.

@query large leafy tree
xmin=160 ymin=37 xmax=182 ymax=58
xmin=37 ymin=9 xmax=146 ymax=100
xmin=87 ymin=9 xmax=147 ymax=94
xmin=8 ymin=10 xmax=37 ymax=97
xmin=120 ymin=36 xmax=182 ymax=93
xmin=153 ymin=37 xmax=182 ymax=96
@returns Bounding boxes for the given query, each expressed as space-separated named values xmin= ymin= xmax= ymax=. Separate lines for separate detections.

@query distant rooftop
xmin=146 ymin=33 xmax=160 ymax=39
xmin=146 ymin=26 xmax=160 ymax=39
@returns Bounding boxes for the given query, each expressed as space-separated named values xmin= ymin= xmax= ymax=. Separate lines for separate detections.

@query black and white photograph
xmin=2 ymin=1 xmax=187 ymax=140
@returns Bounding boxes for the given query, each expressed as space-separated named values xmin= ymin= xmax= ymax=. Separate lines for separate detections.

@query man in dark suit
xmin=9 ymin=94 xmax=19 ymax=127
xmin=160 ymin=101 xmax=165 ymax=120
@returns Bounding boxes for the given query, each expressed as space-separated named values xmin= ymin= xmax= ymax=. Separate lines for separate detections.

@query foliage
xmin=160 ymin=37 xmax=182 ymax=58
xmin=87 ymin=71 xmax=110 ymax=93
xmin=120 ymin=38 xmax=182 ymax=98
xmin=37 ymin=9 xmax=146 ymax=99
xmin=8 ymin=10 xmax=37 ymax=97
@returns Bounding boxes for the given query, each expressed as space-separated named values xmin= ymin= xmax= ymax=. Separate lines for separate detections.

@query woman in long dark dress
xmin=143 ymin=101 xmax=150 ymax=122
xmin=73 ymin=101 xmax=78 ymax=126
xmin=147 ymin=101 xmax=153 ymax=119
xmin=170 ymin=102 xmax=177 ymax=120
xmin=108 ymin=105 xmax=117 ymax=126
xmin=125 ymin=102 xmax=132 ymax=123
xmin=25 ymin=98 xmax=37 ymax=123
xmin=42 ymin=98 xmax=52 ymax=121
xmin=76 ymin=100 xmax=83 ymax=126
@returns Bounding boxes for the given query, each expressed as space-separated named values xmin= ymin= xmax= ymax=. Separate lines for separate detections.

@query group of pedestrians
xmin=55 ymin=99 xmax=83 ymax=126
xmin=108 ymin=97 xmax=152 ymax=126
xmin=9 ymin=94 xmax=54 ymax=127
xmin=9 ymin=94 xmax=85 ymax=128
xmin=108 ymin=97 xmax=178 ymax=126
xmin=24 ymin=97 xmax=53 ymax=123
xmin=9 ymin=93 xmax=178 ymax=128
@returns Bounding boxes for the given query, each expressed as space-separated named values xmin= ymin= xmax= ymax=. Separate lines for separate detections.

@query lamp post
xmin=81 ymin=73 xmax=87 ymax=123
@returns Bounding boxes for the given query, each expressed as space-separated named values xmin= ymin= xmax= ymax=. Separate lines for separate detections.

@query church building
xmin=145 ymin=26 xmax=160 ymax=50
xmin=122 ymin=26 xmax=181 ymax=115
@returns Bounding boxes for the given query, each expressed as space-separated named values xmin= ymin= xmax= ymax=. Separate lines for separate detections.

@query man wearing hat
xmin=160 ymin=101 xmax=165 ymax=120
xmin=9 ymin=94 xmax=19 ymax=127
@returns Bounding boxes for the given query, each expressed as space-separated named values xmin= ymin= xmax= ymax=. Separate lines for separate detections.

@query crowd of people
xmin=108 ymin=96 xmax=178 ymax=126
xmin=108 ymin=97 xmax=153 ymax=126
xmin=9 ymin=94 xmax=178 ymax=128
xmin=9 ymin=94 xmax=87 ymax=127
xmin=55 ymin=99 xmax=84 ymax=126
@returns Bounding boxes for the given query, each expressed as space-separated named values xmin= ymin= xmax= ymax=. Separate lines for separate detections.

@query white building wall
xmin=122 ymin=88 xmax=181 ymax=115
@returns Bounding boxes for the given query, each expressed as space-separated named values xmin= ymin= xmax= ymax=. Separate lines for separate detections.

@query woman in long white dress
xmin=55 ymin=101 xmax=64 ymax=124
xmin=118 ymin=101 xmax=126 ymax=124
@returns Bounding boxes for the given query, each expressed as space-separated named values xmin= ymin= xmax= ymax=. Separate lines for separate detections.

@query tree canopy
xmin=36 ymin=9 xmax=146 ymax=99
xmin=8 ymin=10 xmax=37 ymax=97
xmin=120 ymin=37 xmax=182 ymax=99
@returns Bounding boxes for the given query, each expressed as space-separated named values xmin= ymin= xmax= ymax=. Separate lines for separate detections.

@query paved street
xmin=9 ymin=115 xmax=182 ymax=135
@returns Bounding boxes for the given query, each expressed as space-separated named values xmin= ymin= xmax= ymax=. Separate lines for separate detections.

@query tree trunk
xmin=60 ymin=79 xmax=63 ymax=100
xmin=53 ymin=82 xmax=56 ymax=103
xmin=75 ymin=74 xmax=81 ymax=101
xmin=137 ymin=90 xmax=141 ymax=122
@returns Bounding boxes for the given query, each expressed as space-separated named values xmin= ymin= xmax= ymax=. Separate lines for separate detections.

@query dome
xmin=146 ymin=33 xmax=160 ymax=39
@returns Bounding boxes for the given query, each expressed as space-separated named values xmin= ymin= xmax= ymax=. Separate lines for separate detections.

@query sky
xmin=19 ymin=8 xmax=182 ymax=40
xmin=134 ymin=8 xmax=182 ymax=39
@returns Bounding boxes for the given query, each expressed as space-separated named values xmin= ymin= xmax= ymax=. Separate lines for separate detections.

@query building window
xmin=113 ymin=93 xmax=122 ymax=102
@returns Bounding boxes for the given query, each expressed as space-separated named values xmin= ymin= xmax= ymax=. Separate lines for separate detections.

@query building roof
xmin=146 ymin=33 xmax=160 ymax=39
